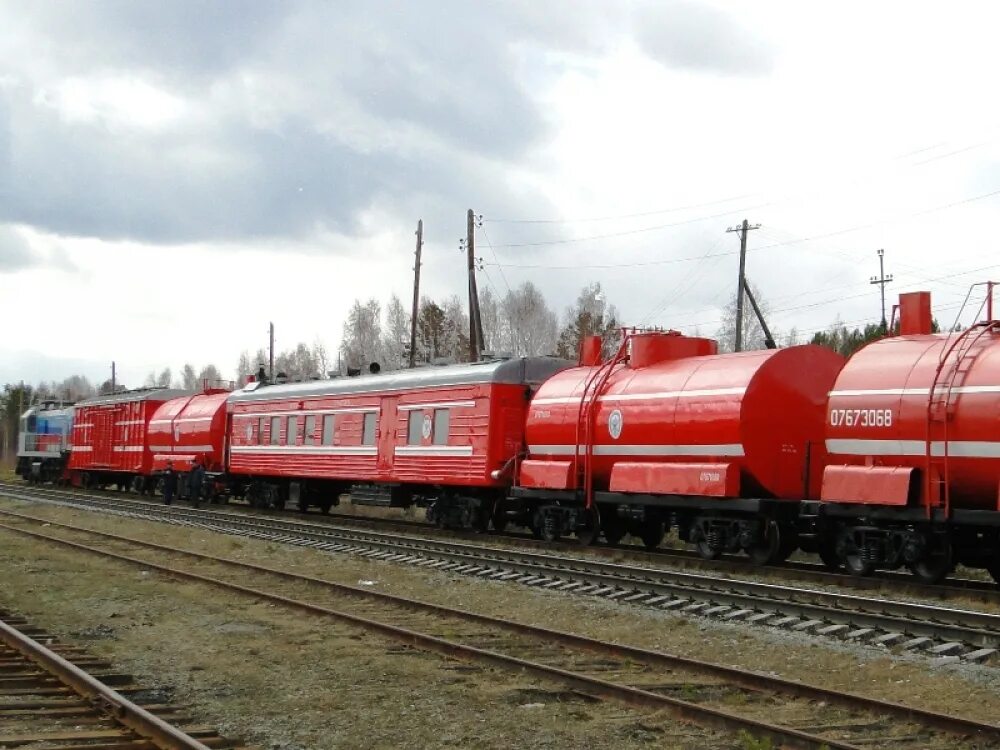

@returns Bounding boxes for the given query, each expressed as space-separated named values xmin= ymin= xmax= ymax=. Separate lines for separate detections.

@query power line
xmin=483 ymin=249 xmax=735 ymax=271
xmin=476 ymin=219 xmax=512 ymax=295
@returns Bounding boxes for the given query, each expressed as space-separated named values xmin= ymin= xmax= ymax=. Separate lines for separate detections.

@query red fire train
xmin=42 ymin=287 xmax=1000 ymax=585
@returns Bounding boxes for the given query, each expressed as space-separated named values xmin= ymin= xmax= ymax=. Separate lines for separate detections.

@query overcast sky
xmin=4 ymin=1 xmax=1000 ymax=387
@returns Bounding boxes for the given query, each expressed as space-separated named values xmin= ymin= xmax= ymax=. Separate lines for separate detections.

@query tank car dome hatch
xmin=629 ymin=331 xmax=718 ymax=368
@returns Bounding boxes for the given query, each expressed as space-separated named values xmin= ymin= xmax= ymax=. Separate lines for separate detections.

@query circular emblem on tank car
xmin=608 ymin=409 xmax=623 ymax=440
xmin=421 ymin=414 xmax=433 ymax=439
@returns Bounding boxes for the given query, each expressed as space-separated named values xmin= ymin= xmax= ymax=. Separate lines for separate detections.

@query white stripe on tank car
xmin=71 ymin=446 xmax=92 ymax=452
xmin=394 ymin=445 xmax=474 ymax=456
xmin=229 ymin=445 xmax=378 ymax=456
xmin=112 ymin=446 xmax=144 ymax=452
xmin=114 ymin=420 xmax=146 ymax=426
xmin=829 ymin=385 xmax=1000 ymax=397
xmin=528 ymin=443 xmax=746 ymax=457
xmin=149 ymin=444 xmax=216 ymax=453
xmin=531 ymin=387 xmax=746 ymax=407
xmin=150 ymin=417 xmax=215 ymax=426
xmin=826 ymin=439 xmax=1000 ymax=458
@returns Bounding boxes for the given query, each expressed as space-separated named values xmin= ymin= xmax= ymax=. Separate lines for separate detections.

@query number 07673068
xmin=829 ymin=408 xmax=893 ymax=428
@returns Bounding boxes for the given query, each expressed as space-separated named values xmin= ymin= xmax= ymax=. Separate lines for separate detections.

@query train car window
xmin=433 ymin=409 xmax=449 ymax=445
xmin=362 ymin=413 xmax=377 ymax=446
xmin=407 ymin=411 xmax=423 ymax=445
xmin=258 ymin=417 xmax=266 ymax=445
xmin=270 ymin=416 xmax=281 ymax=445
xmin=288 ymin=416 xmax=299 ymax=446
xmin=322 ymin=414 xmax=335 ymax=445
xmin=304 ymin=415 xmax=316 ymax=445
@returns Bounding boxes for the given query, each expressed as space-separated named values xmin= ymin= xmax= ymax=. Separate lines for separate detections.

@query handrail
xmin=580 ymin=336 xmax=630 ymax=509
xmin=925 ymin=320 xmax=998 ymax=516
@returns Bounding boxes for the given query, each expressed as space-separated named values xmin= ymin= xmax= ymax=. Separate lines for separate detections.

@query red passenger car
xmin=68 ymin=388 xmax=191 ymax=490
xmin=225 ymin=357 xmax=571 ymax=520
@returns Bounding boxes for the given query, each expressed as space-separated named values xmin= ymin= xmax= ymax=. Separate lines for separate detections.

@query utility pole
xmin=268 ymin=322 xmax=275 ymax=380
xmin=409 ymin=220 xmax=423 ymax=368
xmin=726 ymin=219 xmax=760 ymax=352
xmin=466 ymin=209 xmax=484 ymax=362
xmin=870 ymin=248 xmax=893 ymax=330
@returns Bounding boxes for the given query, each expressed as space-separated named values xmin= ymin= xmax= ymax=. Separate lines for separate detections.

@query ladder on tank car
xmin=574 ymin=334 xmax=630 ymax=510
xmin=924 ymin=282 xmax=999 ymax=517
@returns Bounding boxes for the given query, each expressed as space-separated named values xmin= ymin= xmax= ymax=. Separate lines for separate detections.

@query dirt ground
xmin=2 ymin=496 xmax=1000 ymax=749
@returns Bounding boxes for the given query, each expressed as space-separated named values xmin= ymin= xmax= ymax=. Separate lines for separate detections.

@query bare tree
xmin=313 ymin=339 xmax=331 ymax=378
xmin=716 ymin=281 xmax=775 ymax=353
xmin=501 ymin=281 xmax=558 ymax=356
xmin=236 ymin=351 xmax=253 ymax=386
xmin=180 ymin=364 xmax=198 ymax=390
xmin=197 ymin=364 xmax=222 ymax=387
xmin=556 ymin=282 xmax=620 ymax=360
xmin=340 ymin=298 xmax=383 ymax=370
xmin=479 ymin=287 xmax=504 ymax=354
xmin=381 ymin=294 xmax=410 ymax=371
xmin=440 ymin=295 xmax=470 ymax=363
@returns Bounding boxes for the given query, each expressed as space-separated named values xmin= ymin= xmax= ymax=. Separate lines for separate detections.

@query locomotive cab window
xmin=304 ymin=415 xmax=316 ymax=445
xmin=270 ymin=416 xmax=281 ymax=446
xmin=362 ymin=413 xmax=377 ymax=446
xmin=407 ymin=411 xmax=423 ymax=445
xmin=433 ymin=409 xmax=449 ymax=445
xmin=288 ymin=416 xmax=299 ymax=446
xmin=322 ymin=414 xmax=335 ymax=445
xmin=258 ymin=417 xmax=266 ymax=445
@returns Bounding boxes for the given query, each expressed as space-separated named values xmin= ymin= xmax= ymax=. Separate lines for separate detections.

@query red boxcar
xmin=225 ymin=357 xmax=570 ymax=519
xmin=69 ymin=388 xmax=191 ymax=490
xmin=148 ymin=390 xmax=231 ymax=474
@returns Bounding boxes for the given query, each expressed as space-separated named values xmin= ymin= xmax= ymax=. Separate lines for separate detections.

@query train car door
xmin=93 ymin=407 xmax=115 ymax=467
xmin=376 ymin=396 xmax=398 ymax=478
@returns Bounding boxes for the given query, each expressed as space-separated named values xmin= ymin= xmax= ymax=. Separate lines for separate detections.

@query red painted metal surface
xmin=524 ymin=335 xmax=844 ymax=500
xmin=824 ymin=313 xmax=1000 ymax=510
xmin=609 ymin=461 xmax=739 ymax=497
xmin=820 ymin=465 xmax=914 ymax=506
xmin=68 ymin=389 xmax=190 ymax=477
xmin=148 ymin=392 xmax=230 ymax=473
xmin=519 ymin=459 xmax=575 ymax=489
xmin=225 ymin=359 xmax=571 ymax=488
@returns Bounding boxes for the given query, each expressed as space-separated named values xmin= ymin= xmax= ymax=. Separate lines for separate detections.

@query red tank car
xmin=69 ymin=388 xmax=191 ymax=491
xmin=148 ymin=390 xmax=230 ymax=476
xmin=517 ymin=331 xmax=844 ymax=559
xmin=225 ymin=357 xmax=571 ymax=521
xmin=819 ymin=288 xmax=1000 ymax=582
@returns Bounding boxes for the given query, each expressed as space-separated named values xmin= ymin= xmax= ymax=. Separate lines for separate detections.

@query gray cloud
xmin=0 ymin=226 xmax=35 ymax=271
xmin=634 ymin=1 xmax=773 ymax=76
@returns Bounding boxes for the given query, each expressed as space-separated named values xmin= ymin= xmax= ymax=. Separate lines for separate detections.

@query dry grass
xmin=0 ymin=499 xmax=737 ymax=750
xmin=4 ymin=497 xmax=1000 ymax=746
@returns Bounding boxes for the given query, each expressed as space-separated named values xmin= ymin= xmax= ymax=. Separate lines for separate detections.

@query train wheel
xmin=602 ymin=516 xmax=626 ymax=546
xmin=747 ymin=521 xmax=782 ymax=566
xmin=576 ymin=506 xmax=601 ymax=546
xmin=695 ymin=540 xmax=720 ymax=560
xmin=818 ymin=539 xmax=842 ymax=571
xmin=533 ymin=509 xmax=561 ymax=542
xmin=130 ymin=476 xmax=145 ymax=494
xmin=640 ymin=522 xmax=665 ymax=551
xmin=491 ymin=502 xmax=508 ymax=533
xmin=909 ymin=537 xmax=954 ymax=585
xmin=837 ymin=529 xmax=874 ymax=577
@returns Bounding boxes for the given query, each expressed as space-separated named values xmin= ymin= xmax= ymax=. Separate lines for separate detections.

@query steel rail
xmin=5 ymin=485 xmax=1000 ymax=651
xmin=0 ymin=520 xmax=861 ymax=750
xmin=0 ymin=616 xmax=214 ymax=750
xmin=5 ymin=479 xmax=999 ymax=603
xmin=3 ymin=507 xmax=998 ymax=745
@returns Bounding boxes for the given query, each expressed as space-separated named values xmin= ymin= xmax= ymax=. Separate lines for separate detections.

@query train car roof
xmin=228 ymin=356 xmax=573 ymax=404
xmin=74 ymin=388 xmax=194 ymax=407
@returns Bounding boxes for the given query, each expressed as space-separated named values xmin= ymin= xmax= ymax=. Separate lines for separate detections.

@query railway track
xmin=0 ymin=609 xmax=243 ymax=750
xmin=3 ymin=484 xmax=1000 ymax=662
xmin=4 ymin=479 xmax=997 ymax=606
xmin=2 ymin=510 xmax=999 ymax=749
